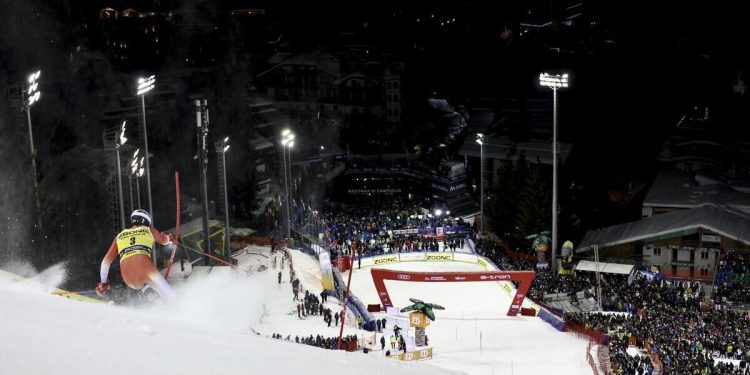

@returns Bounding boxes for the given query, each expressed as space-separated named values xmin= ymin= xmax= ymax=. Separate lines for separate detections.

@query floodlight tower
xmin=136 ymin=75 xmax=156 ymax=216
xmin=475 ymin=133 xmax=485 ymax=236
xmin=539 ymin=72 xmax=569 ymax=270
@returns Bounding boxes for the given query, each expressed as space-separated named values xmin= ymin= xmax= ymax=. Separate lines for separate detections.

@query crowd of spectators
xmin=268 ymin=332 xmax=359 ymax=351
xmin=477 ymin=237 xmax=750 ymax=374
xmin=296 ymin=198 xmax=470 ymax=258
xmin=714 ymin=250 xmax=750 ymax=305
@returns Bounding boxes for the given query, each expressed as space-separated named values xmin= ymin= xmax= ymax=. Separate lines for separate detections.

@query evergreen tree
xmin=516 ymin=162 xmax=551 ymax=241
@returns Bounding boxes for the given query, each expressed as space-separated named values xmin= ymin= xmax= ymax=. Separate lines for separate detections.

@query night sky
xmin=1 ymin=1 xmax=749 ymax=286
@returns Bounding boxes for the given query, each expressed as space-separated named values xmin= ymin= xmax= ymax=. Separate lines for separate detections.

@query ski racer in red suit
xmin=96 ymin=209 xmax=176 ymax=302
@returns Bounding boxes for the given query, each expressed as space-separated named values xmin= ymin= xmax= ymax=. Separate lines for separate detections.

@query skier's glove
xmin=96 ymin=282 xmax=110 ymax=297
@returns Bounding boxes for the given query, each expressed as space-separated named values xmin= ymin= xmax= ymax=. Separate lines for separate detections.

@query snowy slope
xmin=0 ymin=261 xmax=459 ymax=375
xmin=344 ymin=260 xmax=594 ymax=375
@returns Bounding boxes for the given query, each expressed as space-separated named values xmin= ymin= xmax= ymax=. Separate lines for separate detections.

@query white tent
xmin=575 ymin=260 xmax=634 ymax=275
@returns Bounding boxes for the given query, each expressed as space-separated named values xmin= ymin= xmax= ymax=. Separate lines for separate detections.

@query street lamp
xmin=115 ymin=120 xmax=128 ymax=229
xmin=281 ymin=130 xmax=295 ymax=240
xmin=216 ymin=136 xmax=231 ymax=263
xmin=475 ymin=133 xmax=485 ymax=236
xmin=136 ymin=75 xmax=155 ymax=217
xmin=539 ymin=72 xmax=569 ymax=270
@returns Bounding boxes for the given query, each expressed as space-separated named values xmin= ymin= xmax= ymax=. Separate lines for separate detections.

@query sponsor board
xmin=453 ymin=276 xmax=466 ymax=281
xmin=397 ymin=274 xmax=411 ymax=280
xmin=318 ymin=252 xmax=335 ymax=290
xmin=452 ymin=253 xmax=477 ymax=263
xmin=399 ymin=252 xmax=426 ymax=262
xmin=477 ymin=258 xmax=489 ymax=269
xmin=423 ymin=275 xmax=447 ymax=281
xmin=502 ymin=283 xmax=513 ymax=295
xmin=389 ymin=348 xmax=433 ymax=361
xmin=479 ymin=274 xmax=512 ymax=281
xmin=393 ymin=228 xmax=419 ymax=235
xmin=425 ymin=253 xmax=453 ymax=262
xmin=373 ymin=255 xmax=399 ymax=265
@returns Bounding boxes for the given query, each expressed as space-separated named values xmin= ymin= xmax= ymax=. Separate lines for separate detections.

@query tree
xmin=516 ymin=162 xmax=551 ymax=241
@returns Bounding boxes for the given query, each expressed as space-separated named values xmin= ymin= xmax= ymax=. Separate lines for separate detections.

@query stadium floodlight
xmin=280 ymin=130 xmax=296 ymax=239
xmin=539 ymin=73 xmax=569 ymax=89
xmin=216 ymin=136 xmax=232 ymax=262
xmin=539 ymin=72 xmax=570 ymax=270
xmin=435 ymin=209 xmax=443 ymax=217
xmin=136 ymin=75 xmax=156 ymax=95
xmin=475 ymin=133 xmax=486 ymax=236
xmin=135 ymin=75 xmax=156 ymax=218
xmin=114 ymin=120 xmax=128 ymax=228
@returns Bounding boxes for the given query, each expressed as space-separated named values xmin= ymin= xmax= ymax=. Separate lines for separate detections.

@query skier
xmin=376 ymin=319 xmax=381 ymax=332
xmin=96 ymin=209 xmax=176 ymax=302
xmin=334 ymin=311 xmax=339 ymax=326
xmin=390 ymin=335 xmax=397 ymax=349
xmin=278 ymin=271 xmax=282 ymax=284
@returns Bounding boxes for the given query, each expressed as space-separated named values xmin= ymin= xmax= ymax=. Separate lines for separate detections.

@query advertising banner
xmin=399 ymin=252 xmax=426 ymax=262
xmin=393 ymin=228 xmax=419 ymax=236
xmin=318 ymin=252 xmax=335 ymax=290
xmin=389 ymin=348 xmax=433 ymax=361
xmin=453 ymin=253 xmax=477 ymax=263
xmin=477 ymin=257 xmax=489 ymax=270
xmin=373 ymin=254 xmax=399 ymax=266
xmin=418 ymin=227 xmax=435 ymax=236
xmin=435 ymin=227 xmax=444 ymax=237
xmin=425 ymin=253 xmax=454 ymax=262
xmin=443 ymin=225 xmax=469 ymax=235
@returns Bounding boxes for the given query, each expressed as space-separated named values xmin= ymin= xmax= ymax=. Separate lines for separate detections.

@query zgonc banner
xmin=318 ymin=252 xmax=335 ymax=290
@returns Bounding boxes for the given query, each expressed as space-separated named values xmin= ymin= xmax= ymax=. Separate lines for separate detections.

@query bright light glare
xmin=539 ymin=72 xmax=570 ymax=88
xmin=223 ymin=145 xmax=230 ymax=153
xmin=224 ymin=136 xmax=229 ymax=143
xmin=282 ymin=129 xmax=290 ymax=136
xmin=475 ymin=138 xmax=483 ymax=145
xmin=288 ymin=141 xmax=294 ymax=148
xmin=137 ymin=75 xmax=156 ymax=95
xmin=435 ymin=209 xmax=443 ymax=216
xmin=27 ymin=70 xmax=41 ymax=84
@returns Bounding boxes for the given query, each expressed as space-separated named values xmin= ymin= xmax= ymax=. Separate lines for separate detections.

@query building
xmin=642 ymin=170 xmax=750 ymax=218
xmin=576 ymin=205 xmax=750 ymax=282
xmin=458 ymin=135 xmax=573 ymax=189
xmin=255 ymin=51 xmax=403 ymax=125
xmin=577 ymin=169 xmax=750 ymax=282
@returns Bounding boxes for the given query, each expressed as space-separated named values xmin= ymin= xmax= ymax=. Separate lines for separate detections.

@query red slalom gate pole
xmin=338 ymin=239 xmax=357 ymax=349
xmin=164 ymin=172 xmax=181 ymax=279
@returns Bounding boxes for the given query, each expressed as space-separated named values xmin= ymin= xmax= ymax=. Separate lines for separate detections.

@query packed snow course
xmin=0 ymin=244 xmax=592 ymax=375
xmin=0 ymin=250 xmax=457 ymax=375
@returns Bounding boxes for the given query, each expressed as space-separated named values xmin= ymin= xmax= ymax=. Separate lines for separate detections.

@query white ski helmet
xmin=130 ymin=209 xmax=152 ymax=227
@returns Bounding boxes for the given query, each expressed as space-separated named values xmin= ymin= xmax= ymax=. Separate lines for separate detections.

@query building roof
xmin=334 ymin=72 xmax=379 ymax=85
xmin=257 ymin=51 xmax=340 ymax=79
xmin=458 ymin=135 xmax=572 ymax=165
xmin=643 ymin=170 xmax=750 ymax=214
xmin=576 ymin=205 xmax=750 ymax=253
